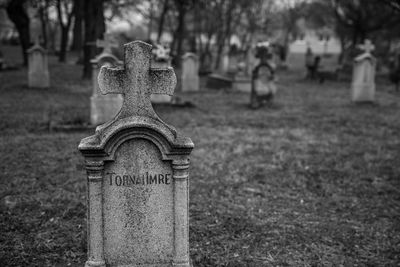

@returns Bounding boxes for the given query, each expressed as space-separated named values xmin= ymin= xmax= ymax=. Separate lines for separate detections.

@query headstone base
xmin=351 ymin=84 xmax=375 ymax=102
xmin=233 ymin=76 xmax=251 ymax=93
xmin=206 ymin=74 xmax=232 ymax=89
xmin=90 ymin=94 xmax=123 ymax=125
xmin=28 ymin=71 xmax=50 ymax=88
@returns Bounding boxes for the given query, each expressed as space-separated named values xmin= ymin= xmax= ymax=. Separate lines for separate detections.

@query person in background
xmin=305 ymin=47 xmax=314 ymax=79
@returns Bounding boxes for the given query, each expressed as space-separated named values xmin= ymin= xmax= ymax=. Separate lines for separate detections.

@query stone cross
xmin=79 ymin=40 xmax=193 ymax=267
xmin=96 ymin=33 xmax=119 ymax=54
xmin=358 ymin=39 xmax=375 ymax=54
xmin=98 ymin=41 xmax=176 ymax=122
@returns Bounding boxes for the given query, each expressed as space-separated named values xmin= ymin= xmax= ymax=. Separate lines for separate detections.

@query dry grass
xmin=0 ymin=47 xmax=399 ymax=266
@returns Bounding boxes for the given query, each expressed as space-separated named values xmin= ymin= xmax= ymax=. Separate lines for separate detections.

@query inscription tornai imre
xmin=107 ymin=172 xmax=172 ymax=186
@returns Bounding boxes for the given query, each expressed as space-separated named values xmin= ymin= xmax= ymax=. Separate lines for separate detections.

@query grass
xmin=0 ymin=46 xmax=400 ymax=266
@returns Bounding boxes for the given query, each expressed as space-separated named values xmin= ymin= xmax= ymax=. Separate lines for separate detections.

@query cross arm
xmin=98 ymin=66 xmax=126 ymax=95
xmin=149 ymin=67 xmax=176 ymax=95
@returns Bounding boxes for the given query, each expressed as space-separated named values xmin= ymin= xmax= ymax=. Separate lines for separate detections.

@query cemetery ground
xmin=1 ymin=47 xmax=400 ymax=266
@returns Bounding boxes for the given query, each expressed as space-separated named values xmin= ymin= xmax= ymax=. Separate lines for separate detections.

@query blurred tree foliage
xmin=2 ymin=0 xmax=400 ymax=73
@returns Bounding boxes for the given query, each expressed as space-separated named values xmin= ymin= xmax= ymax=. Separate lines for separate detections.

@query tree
xmin=71 ymin=0 xmax=83 ymax=52
xmin=82 ymin=0 xmax=105 ymax=79
xmin=278 ymin=0 xmax=308 ymax=63
xmin=56 ymin=0 xmax=74 ymax=62
xmin=5 ymin=0 xmax=30 ymax=66
xmin=157 ymin=0 xmax=170 ymax=42
xmin=382 ymin=0 xmax=400 ymax=13
xmin=332 ymin=0 xmax=399 ymax=47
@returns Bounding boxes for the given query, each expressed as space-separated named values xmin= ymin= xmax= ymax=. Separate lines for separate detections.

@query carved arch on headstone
xmin=100 ymin=126 xmax=192 ymax=162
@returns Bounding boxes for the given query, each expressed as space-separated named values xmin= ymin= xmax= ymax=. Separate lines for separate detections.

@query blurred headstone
xmin=351 ymin=39 xmax=376 ymax=102
xmin=206 ymin=73 xmax=232 ymax=89
xmin=90 ymin=33 xmax=123 ymax=125
xmin=151 ymin=43 xmax=173 ymax=103
xmin=250 ymin=42 xmax=277 ymax=109
xmin=181 ymin=52 xmax=199 ymax=92
xmin=27 ymin=38 xmax=50 ymax=88
xmin=79 ymin=41 xmax=194 ymax=267
xmin=219 ymin=47 xmax=229 ymax=74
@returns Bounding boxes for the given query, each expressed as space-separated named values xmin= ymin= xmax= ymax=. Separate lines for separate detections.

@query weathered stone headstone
xmin=79 ymin=41 xmax=194 ymax=267
xmin=27 ymin=39 xmax=50 ymax=88
xmin=90 ymin=34 xmax=123 ymax=125
xmin=181 ymin=52 xmax=199 ymax=92
xmin=351 ymin=39 xmax=376 ymax=102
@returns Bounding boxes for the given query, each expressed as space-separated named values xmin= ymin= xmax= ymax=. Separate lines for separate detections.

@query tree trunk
xmin=38 ymin=5 xmax=48 ymax=47
xmin=71 ymin=0 xmax=83 ymax=51
xmin=6 ymin=0 xmax=30 ymax=66
xmin=56 ymin=0 xmax=74 ymax=62
xmin=59 ymin=26 xmax=69 ymax=62
xmin=83 ymin=0 xmax=105 ymax=79
xmin=157 ymin=0 xmax=169 ymax=42
xmin=172 ymin=1 xmax=186 ymax=67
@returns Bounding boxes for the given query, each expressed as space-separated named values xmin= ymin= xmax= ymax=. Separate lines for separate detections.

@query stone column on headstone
xmin=181 ymin=52 xmax=199 ymax=92
xmin=27 ymin=40 xmax=50 ymax=88
xmin=79 ymin=41 xmax=194 ymax=267
xmin=85 ymin=160 xmax=106 ymax=267
xmin=351 ymin=39 xmax=376 ymax=102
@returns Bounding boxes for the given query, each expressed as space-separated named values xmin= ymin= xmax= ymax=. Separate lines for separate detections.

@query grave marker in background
xmin=27 ymin=39 xmax=49 ymax=88
xmin=151 ymin=43 xmax=173 ymax=103
xmin=351 ymin=39 xmax=376 ymax=102
xmin=181 ymin=52 xmax=199 ymax=92
xmin=79 ymin=41 xmax=194 ymax=267
xmin=90 ymin=33 xmax=123 ymax=125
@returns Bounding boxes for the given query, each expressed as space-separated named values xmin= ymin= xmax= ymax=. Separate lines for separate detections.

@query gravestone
xmin=151 ymin=44 xmax=173 ymax=103
xmin=219 ymin=48 xmax=229 ymax=74
xmin=27 ymin=39 xmax=49 ymax=88
xmin=79 ymin=41 xmax=194 ymax=267
xmin=351 ymin=39 xmax=376 ymax=102
xmin=206 ymin=73 xmax=233 ymax=89
xmin=250 ymin=46 xmax=277 ymax=109
xmin=90 ymin=33 xmax=123 ymax=125
xmin=181 ymin=52 xmax=199 ymax=92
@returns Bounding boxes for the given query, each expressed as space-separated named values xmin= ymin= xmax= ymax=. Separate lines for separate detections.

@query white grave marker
xmin=27 ymin=38 xmax=49 ymax=88
xmin=181 ymin=52 xmax=199 ymax=92
xmin=90 ymin=33 xmax=123 ymax=125
xmin=351 ymin=39 xmax=376 ymax=102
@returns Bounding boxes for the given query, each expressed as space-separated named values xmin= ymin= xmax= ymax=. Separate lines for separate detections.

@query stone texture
xmin=27 ymin=42 xmax=49 ymax=88
xmin=79 ymin=41 xmax=194 ymax=267
xmin=181 ymin=53 xmax=199 ymax=92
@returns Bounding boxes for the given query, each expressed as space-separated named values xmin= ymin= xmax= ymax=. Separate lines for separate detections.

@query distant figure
xmin=305 ymin=47 xmax=314 ymax=79
xmin=312 ymin=55 xmax=323 ymax=82
xmin=389 ymin=54 xmax=400 ymax=91
xmin=0 ymin=48 xmax=4 ymax=70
